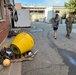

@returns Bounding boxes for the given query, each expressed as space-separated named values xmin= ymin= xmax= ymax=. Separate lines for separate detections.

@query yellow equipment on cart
xmin=10 ymin=32 xmax=34 ymax=54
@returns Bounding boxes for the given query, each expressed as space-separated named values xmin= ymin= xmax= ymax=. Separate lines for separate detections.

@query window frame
xmin=4 ymin=0 xmax=15 ymax=6
xmin=0 ymin=0 xmax=5 ymax=21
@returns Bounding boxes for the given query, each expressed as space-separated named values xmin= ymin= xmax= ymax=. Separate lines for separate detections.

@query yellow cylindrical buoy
xmin=10 ymin=32 xmax=34 ymax=54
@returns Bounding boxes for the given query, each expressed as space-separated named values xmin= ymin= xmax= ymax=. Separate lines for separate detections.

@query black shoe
xmin=54 ymin=37 xmax=57 ymax=39
xmin=66 ymin=34 xmax=68 ymax=37
xmin=66 ymin=35 xmax=70 ymax=39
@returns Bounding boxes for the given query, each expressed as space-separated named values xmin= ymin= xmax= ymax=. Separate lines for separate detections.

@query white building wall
xmin=45 ymin=7 xmax=55 ymax=23
xmin=14 ymin=9 xmax=30 ymax=27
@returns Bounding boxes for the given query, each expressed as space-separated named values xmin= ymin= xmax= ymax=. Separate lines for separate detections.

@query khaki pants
xmin=66 ymin=24 xmax=72 ymax=36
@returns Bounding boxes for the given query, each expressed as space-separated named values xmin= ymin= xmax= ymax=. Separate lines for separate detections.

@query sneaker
xmin=54 ymin=37 xmax=56 ymax=39
xmin=55 ymin=38 xmax=57 ymax=39
xmin=66 ymin=34 xmax=68 ymax=37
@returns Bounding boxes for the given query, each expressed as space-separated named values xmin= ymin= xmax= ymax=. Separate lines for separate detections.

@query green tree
xmin=62 ymin=12 xmax=66 ymax=19
xmin=65 ymin=0 xmax=76 ymax=14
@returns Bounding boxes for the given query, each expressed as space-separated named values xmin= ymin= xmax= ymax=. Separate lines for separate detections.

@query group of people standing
xmin=51 ymin=13 xmax=74 ymax=39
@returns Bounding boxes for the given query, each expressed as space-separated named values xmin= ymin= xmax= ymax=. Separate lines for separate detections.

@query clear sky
xmin=14 ymin=0 xmax=69 ymax=6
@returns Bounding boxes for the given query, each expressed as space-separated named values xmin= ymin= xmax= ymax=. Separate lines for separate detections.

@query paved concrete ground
xmin=0 ymin=34 xmax=22 ymax=75
xmin=0 ymin=22 xmax=76 ymax=75
xmin=22 ymin=22 xmax=76 ymax=75
xmin=0 ymin=62 xmax=21 ymax=75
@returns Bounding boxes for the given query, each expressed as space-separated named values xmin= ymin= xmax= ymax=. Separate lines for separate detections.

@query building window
xmin=4 ymin=0 xmax=9 ymax=4
xmin=4 ymin=0 xmax=14 ymax=6
xmin=39 ymin=11 xmax=44 ymax=13
xmin=55 ymin=10 xmax=59 ymax=13
xmin=0 ymin=1 xmax=2 ymax=19
xmin=0 ymin=0 xmax=4 ymax=20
